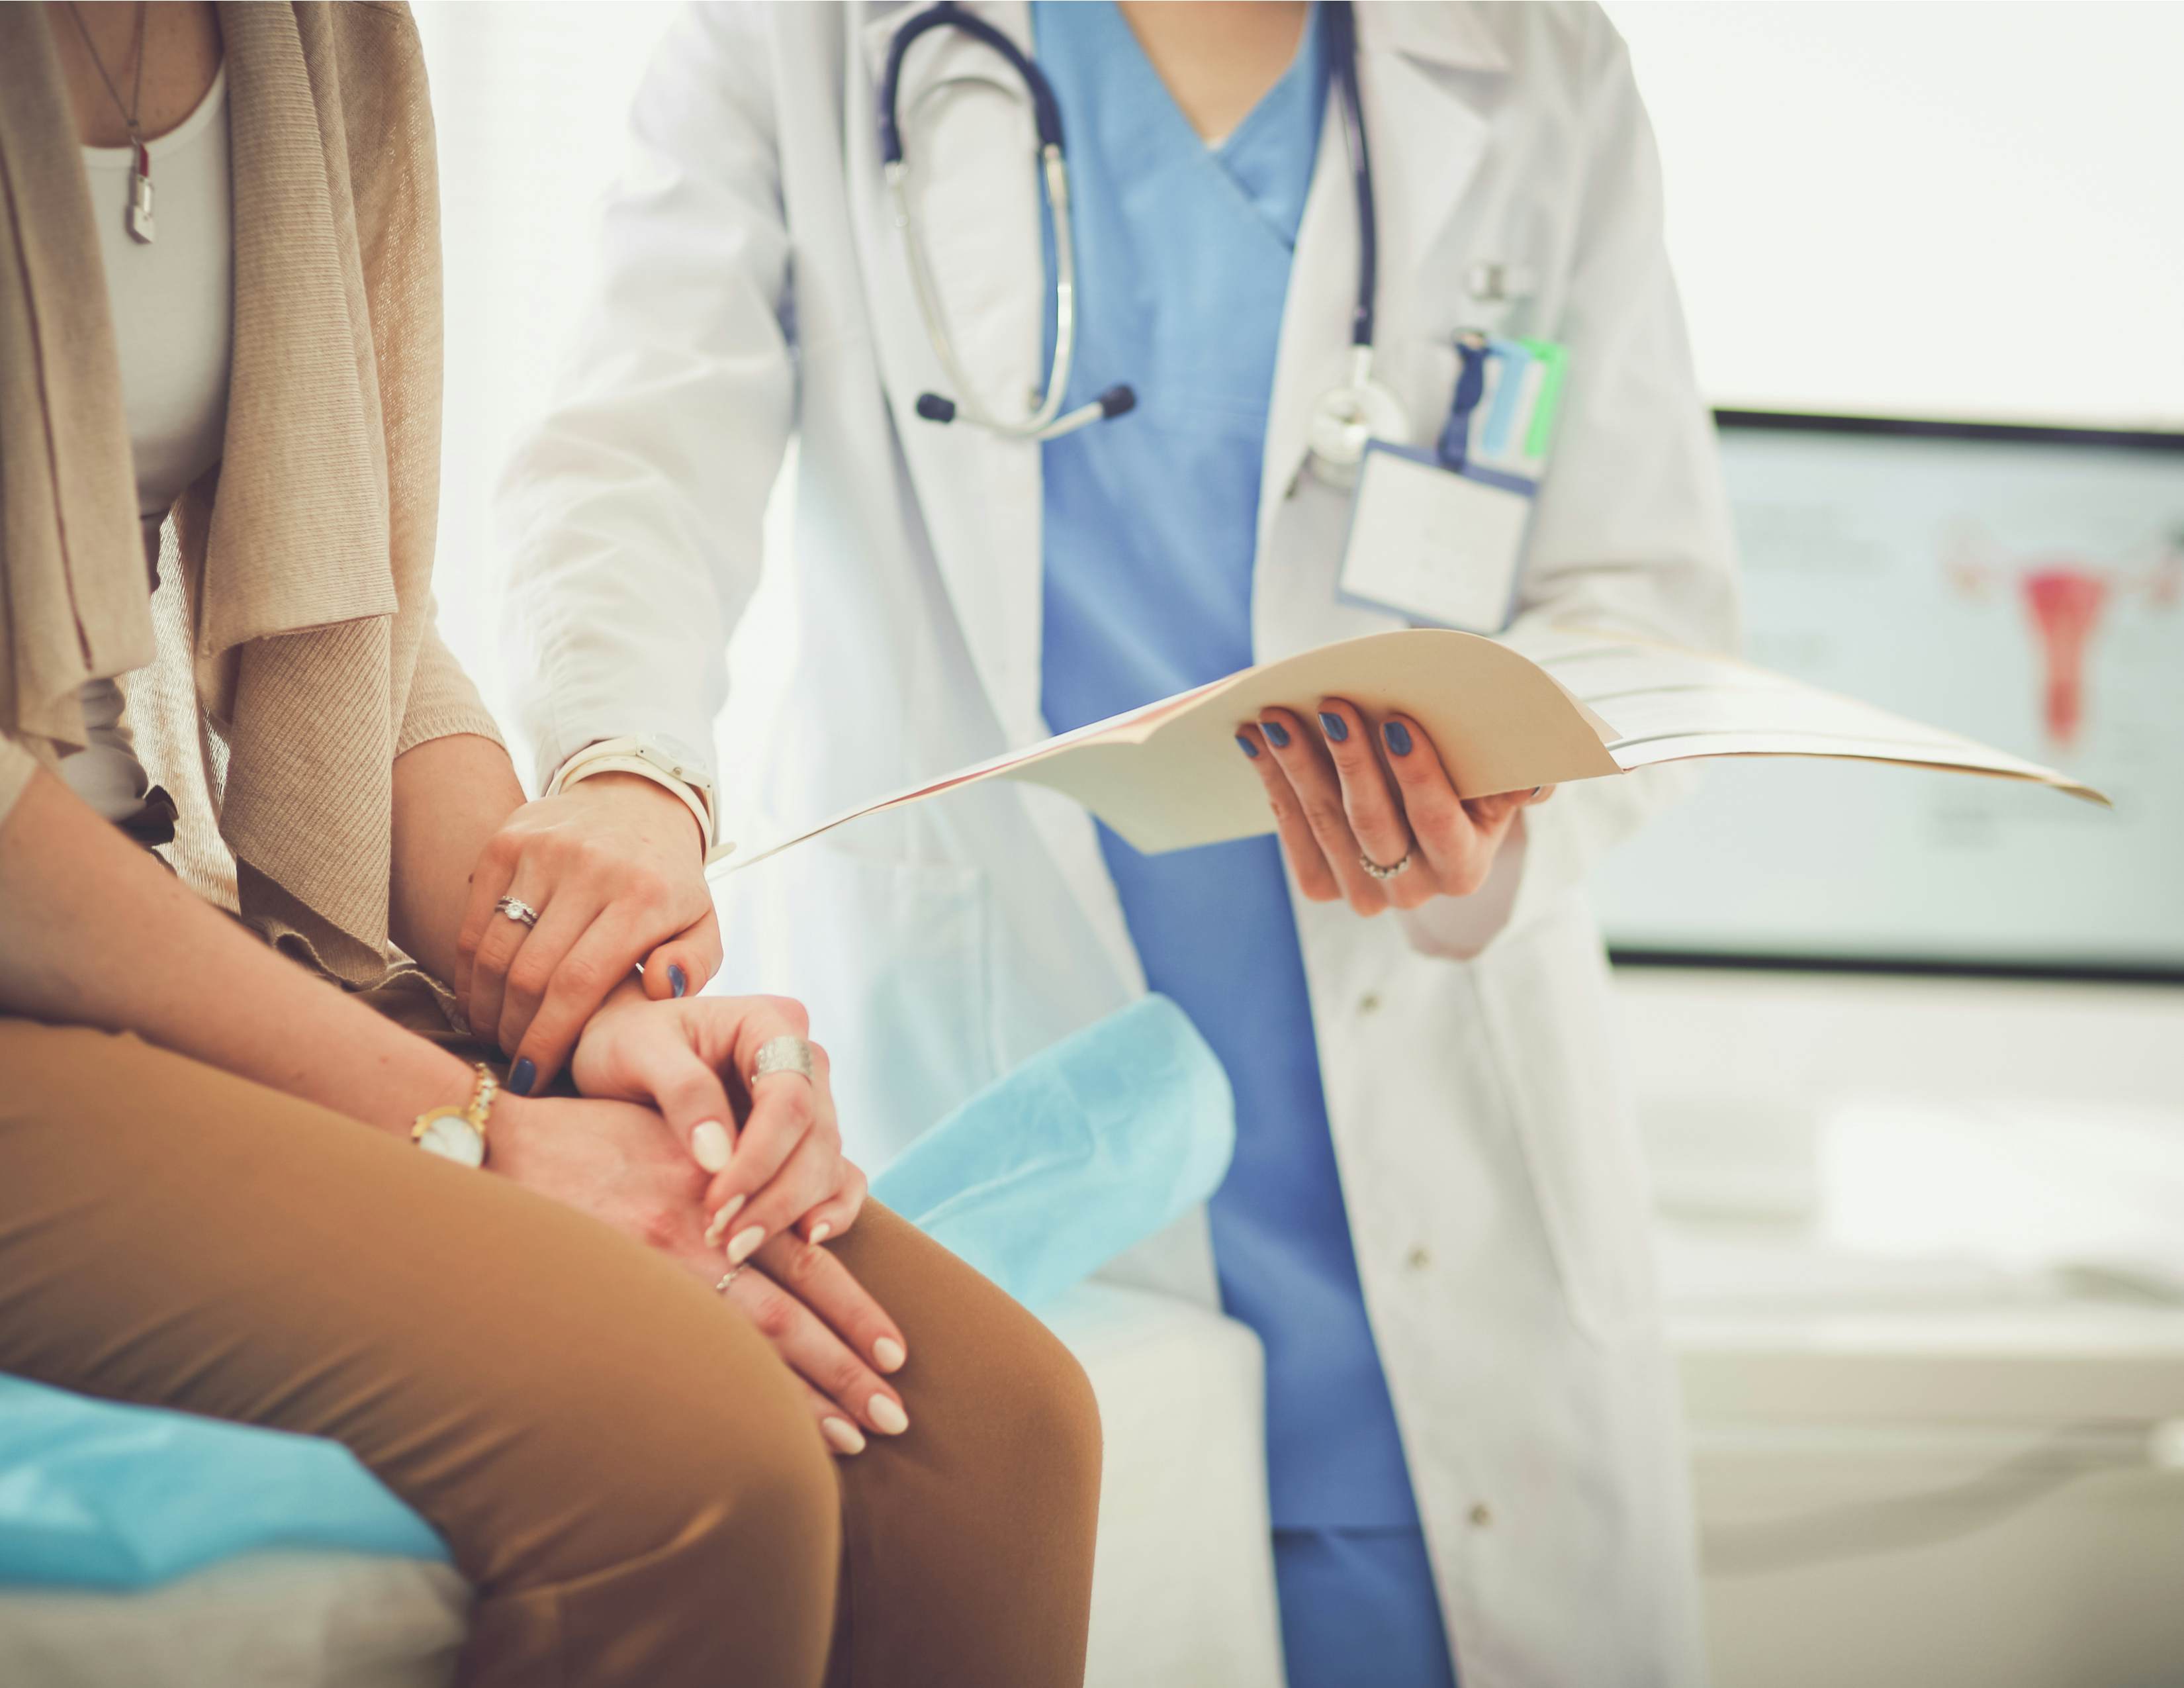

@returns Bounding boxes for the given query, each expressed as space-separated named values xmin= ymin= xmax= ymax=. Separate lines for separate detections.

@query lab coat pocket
xmin=1471 ymin=894 xmax=1659 ymax=1344
xmin=716 ymin=839 xmax=998 ymax=1172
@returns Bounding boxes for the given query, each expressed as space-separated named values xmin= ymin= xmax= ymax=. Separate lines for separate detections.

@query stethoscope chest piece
xmin=1308 ymin=375 xmax=1408 ymax=489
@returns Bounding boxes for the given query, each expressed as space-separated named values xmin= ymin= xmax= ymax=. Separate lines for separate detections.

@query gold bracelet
xmin=411 ymin=1062 xmax=499 ymax=1168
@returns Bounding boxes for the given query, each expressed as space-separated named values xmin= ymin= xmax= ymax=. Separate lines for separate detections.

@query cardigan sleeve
xmin=396 ymin=614 xmax=506 ymax=759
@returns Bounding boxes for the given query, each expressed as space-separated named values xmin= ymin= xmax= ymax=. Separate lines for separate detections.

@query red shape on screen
xmin=2021 ymin=566 xmax=2109 ymax=748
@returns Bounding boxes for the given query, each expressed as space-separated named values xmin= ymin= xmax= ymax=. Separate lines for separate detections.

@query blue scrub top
xmin=1032 ymin=0 xmax=1419 ymax=1532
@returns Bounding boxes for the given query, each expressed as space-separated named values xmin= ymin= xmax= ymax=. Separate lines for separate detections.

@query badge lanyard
xmin=1335 ymin=332 xmax=1568 ymax=634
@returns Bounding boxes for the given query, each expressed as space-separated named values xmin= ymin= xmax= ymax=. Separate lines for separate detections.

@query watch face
xmin=416 ymin=1113 xmax=486 ymax=1168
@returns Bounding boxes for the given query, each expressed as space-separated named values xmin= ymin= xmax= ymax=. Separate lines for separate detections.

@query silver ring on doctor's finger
xmin=750 ymin=1034 xmax=815 ymax=1088
xmin=1359 ymin=851 xmax=1413 ymax=882
xmin=494 ymin=895 xmax=541 ymax=927
xmin=714 ymin=1266 xmax=747 ymax=1295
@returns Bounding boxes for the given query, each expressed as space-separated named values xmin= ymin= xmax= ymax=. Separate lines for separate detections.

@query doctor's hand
xmin=459 ymin=774 xmax=723 ymax=1094
xmin=1237 ymin=698 xmax=1554 ymax=915
xmin=571 ymin=984 xmax=868 ymax=1257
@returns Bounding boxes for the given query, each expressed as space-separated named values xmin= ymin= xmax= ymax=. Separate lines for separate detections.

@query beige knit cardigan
xmin=0 ymin=2 xmax=504 ymax=984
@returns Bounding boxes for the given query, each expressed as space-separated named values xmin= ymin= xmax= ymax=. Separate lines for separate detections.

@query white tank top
xmin=65 ymin=64 xmax=234 ymax=825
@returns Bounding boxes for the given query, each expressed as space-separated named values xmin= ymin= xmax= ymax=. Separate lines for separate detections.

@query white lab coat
xmin=500 ymin=4 xmax=1739 ymax=1683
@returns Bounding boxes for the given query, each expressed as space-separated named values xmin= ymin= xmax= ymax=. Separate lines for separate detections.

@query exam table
xmin=0 ymin=1280 xmax=1285 ymax=1688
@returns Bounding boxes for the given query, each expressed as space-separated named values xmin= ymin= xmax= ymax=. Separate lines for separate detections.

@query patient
xmin=0 ymin=7 xmax=1098 ymax=1686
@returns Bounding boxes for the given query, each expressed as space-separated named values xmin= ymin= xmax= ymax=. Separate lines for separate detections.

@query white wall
xmin=1606 ymin=1 xmax=2184 ymax=429
xmin=412 ymin=2 xmax=682 ymax=739
xmin=414 ymin=3 xmax=2184 ymax=755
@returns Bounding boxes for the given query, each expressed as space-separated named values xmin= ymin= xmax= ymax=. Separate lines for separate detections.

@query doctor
xmin=487 ymin=3 xmax=1737 ymax=1683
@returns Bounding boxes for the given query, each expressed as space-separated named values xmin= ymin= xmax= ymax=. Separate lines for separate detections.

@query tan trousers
xmin=0 ymin=1017 xmax=1101 ymax=1688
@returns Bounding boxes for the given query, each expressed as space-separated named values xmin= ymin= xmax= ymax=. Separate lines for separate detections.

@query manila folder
xmin=711 ymin=627 xmax=2105 ymax=874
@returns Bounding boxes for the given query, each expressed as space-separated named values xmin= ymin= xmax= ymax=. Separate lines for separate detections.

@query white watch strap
xmin=551 ymin=740 xmax=715 ymax=852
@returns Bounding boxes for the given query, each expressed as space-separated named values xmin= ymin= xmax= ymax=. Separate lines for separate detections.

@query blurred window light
xmin=1608 ymin=1 xmax=2184 ymax=427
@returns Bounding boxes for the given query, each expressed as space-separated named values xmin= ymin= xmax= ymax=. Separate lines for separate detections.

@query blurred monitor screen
xmin=1592 ymin=412 xmax=2184 ymax=980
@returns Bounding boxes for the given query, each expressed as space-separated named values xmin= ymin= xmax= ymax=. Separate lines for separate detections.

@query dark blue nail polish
xmin=1263 ymin=720 xmax=1291 ymax=749
xmin=1318 ymin=711 xmax=1349 ymax=743
xmin=668 ymin=964 xmax=688 ymax=998
xmin=508 ymin=1058 xmax=535 ymax=1096
xmin=1383 ymin=720 xmax=1414 ymax=757
xmin=1236 ymin=734 xmax=1259 ymax=759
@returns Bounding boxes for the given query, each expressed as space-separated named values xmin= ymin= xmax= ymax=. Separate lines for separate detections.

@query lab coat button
xmin=1469 ymin=1503 xmax=1493 ymax=1528
xmin=1406 ymin=1245 xmax=1431 ymax=1272
xmin=1359 ymin=992 xmax=1382 ymax=1015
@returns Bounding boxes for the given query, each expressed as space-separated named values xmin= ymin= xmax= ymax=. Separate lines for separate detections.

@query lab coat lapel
xmin=851 ymin=1 xmax=1048 ymax=750
xmin=1255 ymin=3 xmax=1509 ymax=577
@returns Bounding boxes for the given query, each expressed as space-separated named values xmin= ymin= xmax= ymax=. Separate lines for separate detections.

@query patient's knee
xmin=615 ymin=1374 xmax=840 ymax=1576
xmin=478 ymin=1336 xmax=841 ymax=1602
xmin=977 ymin=1311 xmax=1104 ymax=1532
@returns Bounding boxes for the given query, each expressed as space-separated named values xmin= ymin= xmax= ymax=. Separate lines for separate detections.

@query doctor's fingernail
xmin=874 ymin=1336 xmax=907 ymax=1373
xmin=508 ymin=1058 xmax=536 ymax=1096
xmin=1236 ymin=734 xmax=1259 ymax=759
xmin=727 ymin=1225 xmax=766 ymax=1265
xmin=1383 ymin=721 xmax=1414 ymax=757
xmin=668 ymin=963 xmax=688 ymax=998
xmin=1262 ymin=720 xmax=1291 ymax=748
xmin=691 ymin=1120 xmax=732 ymax=1172
xmin=1318 ymin=712 xmax=1349 ymax=743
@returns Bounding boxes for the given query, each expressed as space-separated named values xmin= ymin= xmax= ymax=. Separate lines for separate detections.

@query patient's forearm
xmin=387 ymin=731 xmax=527 ymax=987
xmin=0 ymin=770 xmax=475 ymax=1134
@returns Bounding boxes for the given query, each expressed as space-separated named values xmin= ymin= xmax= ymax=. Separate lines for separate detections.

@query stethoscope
xmin=877 ymin=0 xmax=1408 ymax=476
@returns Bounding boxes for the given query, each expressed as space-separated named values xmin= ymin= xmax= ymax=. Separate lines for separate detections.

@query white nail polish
xmin=727 ymin=1225 xmax=766 ymax=1264
xmin=807 ymin=1223 xmax=832 ymax=1247
xmin=868 ymin=1394 xmax=909 ymax=1436
xmin=821 ymin=1417 xmax=867 ymax=1456
xmin=704 ymin=1194 xmax=746 ymax=1247
xmin=690 ymin=1121 xmax=731 ymax=1172
xmin=873 ymin=1336 xmax=906 ymax=1374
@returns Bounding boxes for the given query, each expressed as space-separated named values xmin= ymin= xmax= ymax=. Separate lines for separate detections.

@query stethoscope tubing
xmin=880 ymin=0 xmax=1380 ymax=447
xmin=1326 ymin=0 xmax=1375 ymax=354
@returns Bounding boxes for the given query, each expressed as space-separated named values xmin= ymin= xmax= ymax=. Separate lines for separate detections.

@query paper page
xmin=1530 ymin=633 xmax=2109 ymax=806
xmin=1001 ymin=629 xmax=1621 ymax=854
xmin=713 ymin=626 xmax=2105 ymax=875
xmin=715 ymin=629 xmax=1617 ymax=872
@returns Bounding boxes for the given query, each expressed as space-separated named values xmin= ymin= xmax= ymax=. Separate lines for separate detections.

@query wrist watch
xmin=412 ymin=1063 xmax=500 ymax=1168
xmin=549 ymin=735 xmax=719 ymax=854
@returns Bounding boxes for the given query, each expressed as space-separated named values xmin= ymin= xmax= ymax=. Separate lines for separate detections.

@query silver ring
xmin=1359 ymin=851 xmax=1412 ymax=882
xmin=494 ymin=896 xmax=540 ymax=927
xmin=714 ymin=1266 xmax=747 ymax=1295
xmin=751 ymin=1034 xmax=815 ymax=1087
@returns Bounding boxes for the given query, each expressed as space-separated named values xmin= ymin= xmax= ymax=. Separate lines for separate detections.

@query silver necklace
xmin=66 ymin=1 xmax=156 ymax=244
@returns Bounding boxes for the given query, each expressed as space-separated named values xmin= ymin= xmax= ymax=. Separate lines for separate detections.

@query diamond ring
xmin=494 ymin=896 xmax=541 ymax=927
xmin=1359 ymin=851 xmax=1412 ymax=881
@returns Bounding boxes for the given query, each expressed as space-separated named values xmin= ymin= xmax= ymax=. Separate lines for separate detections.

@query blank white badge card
xmin=1338 ymin=445 xmax=1531 ymax=632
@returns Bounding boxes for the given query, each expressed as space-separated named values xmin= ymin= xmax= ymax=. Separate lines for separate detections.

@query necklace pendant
xmin=126 ymin=139 xmax=154 ymax=244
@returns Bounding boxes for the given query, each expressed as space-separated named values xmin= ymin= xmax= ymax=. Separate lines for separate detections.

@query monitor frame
xmin=1606 ymin=407 xmax=2184 ymax=988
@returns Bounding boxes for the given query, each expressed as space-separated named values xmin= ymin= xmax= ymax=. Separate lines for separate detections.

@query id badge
xmin=1338 ymin=445 xmax=1531 ymax=632
xmin=1336 ymin=334 xmax=1563 ymax=633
